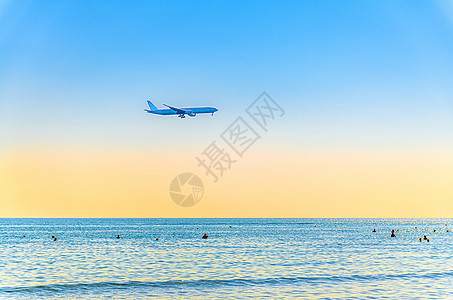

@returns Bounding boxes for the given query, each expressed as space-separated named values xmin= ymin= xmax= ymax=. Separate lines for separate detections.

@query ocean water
xmin=0 ymin=218 xmax=452 ymax=299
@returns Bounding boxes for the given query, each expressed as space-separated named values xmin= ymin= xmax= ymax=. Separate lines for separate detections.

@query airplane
xmin=144 ymin=101 xmax=218 ymax=118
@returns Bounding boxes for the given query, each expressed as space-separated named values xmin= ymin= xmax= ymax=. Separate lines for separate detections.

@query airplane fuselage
xmin=145 ymin=101 xmax=218 ymax=118
xmin=145 ymin=100 xmax=218 ymax=118
xmin=145 ymin=107 xmax=217 ymax=116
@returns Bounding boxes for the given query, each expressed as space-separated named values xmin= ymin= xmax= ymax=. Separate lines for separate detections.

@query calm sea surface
xmin=0 ymin=218 xmax=452 ymax=299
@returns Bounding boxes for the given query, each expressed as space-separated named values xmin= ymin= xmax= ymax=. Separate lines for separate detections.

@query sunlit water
xmin=0 ymin=218 xmax=452 ymax=299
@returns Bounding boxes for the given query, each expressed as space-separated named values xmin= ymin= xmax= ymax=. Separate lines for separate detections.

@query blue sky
xmin=1 ymin=0 xmax=452 ymax=151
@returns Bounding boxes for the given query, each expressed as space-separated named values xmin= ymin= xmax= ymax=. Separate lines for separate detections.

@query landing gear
xmin=178 ymin=114 xmax=185 ymax=118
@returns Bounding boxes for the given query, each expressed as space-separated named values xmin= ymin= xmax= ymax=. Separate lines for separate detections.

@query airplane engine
xmin=187 ymin=111 xmax=196 ymax=117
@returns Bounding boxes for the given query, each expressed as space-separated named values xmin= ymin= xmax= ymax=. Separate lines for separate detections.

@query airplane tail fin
xmin=147 ymin=101 xmax=158 ymax=111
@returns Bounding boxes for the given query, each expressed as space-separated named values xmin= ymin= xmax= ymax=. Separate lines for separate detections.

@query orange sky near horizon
xmin=1 ymin=146 xmax=451 ymax=218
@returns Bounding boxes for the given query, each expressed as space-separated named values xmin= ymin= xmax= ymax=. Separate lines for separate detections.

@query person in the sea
xmin=391 ymin=230 xmax=396 ymax=237
xmin=419 ymin=238 xmax=422 ymax=242
xmin=372 ymin=229 xmax=376 ymax=232
xmin=202 ymin=233 xmax=208 ymax=239
xmin=116 ymin=235 xmax=121 ymax=239
xmin=423 ymin=235 xmax=427 ymax=240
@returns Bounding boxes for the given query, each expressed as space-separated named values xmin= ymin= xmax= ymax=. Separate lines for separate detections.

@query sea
xmin=0 ymin=218 xmax=452 ymax=299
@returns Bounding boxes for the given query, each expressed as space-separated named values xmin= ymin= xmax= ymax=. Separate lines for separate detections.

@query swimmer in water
xmin=423 ymin=235 xmax=427 ymax=240
xmin=372 ymin=229 xmax=376 ymax=232
xmin=391 ymin=230 xmax=396 ymax=237
xmin=419 ymin=238 xmax=422 ymax=242
xmin=156 ymin=238 xmax=159 ymax=241
xmin=116 ymin=235 xmax=121 ymax=239
xmin=202 ymin=233 xmax=208 ymax=239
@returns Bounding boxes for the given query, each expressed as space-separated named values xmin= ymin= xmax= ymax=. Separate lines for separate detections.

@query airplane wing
xmin=163 ymin=104 xmax=187 ymax=114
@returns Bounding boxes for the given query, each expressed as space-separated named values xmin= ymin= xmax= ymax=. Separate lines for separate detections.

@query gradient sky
xmin=1 ymin=1 xmax=452 ymax=217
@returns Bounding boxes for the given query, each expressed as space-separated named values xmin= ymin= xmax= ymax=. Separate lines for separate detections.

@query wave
xmin=2 ymin=271 xmax=453 ymax=294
